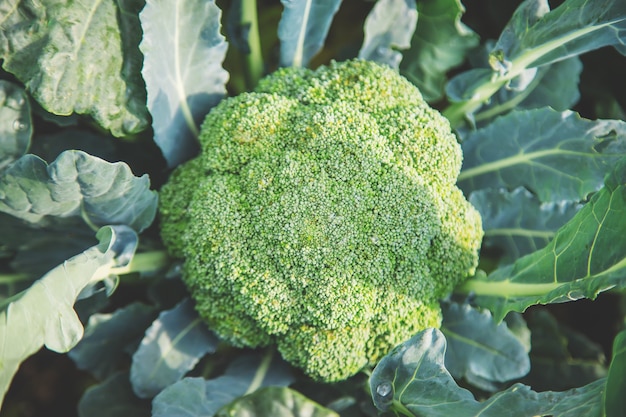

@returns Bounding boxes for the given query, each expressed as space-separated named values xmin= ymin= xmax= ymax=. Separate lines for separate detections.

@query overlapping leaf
xmin=0 ymin=150 xmax=158 ymax=232
xmin=444 ymin=0 xmax=626 ymax=125
xmin=216 ymin=386 xmax=339 ymax=417
xmin=400 ymin=0 xmax=478 ymax=102
xmin=469 ymin=187 xmax=581 ymax=263
xmin=78 ymin=372 xmax=151 ymax=417
xmin=278 ymin=0 xmax=342 ymax=67
xmin=0 ymin=226 xmax=138 ymax=407
xmin=459 ymin=158 xmax=626 ymax=322
xmin=441 ymin=302 xmax=529 ymax=391
xmin=358 ymin=0 xmax=417 ymax=69
xmin=0 ymin=0 xmax=148 ymax=136
xmin=459 ymin=108 xmax=626 ymax=202
xmin=69 ymin=303 xmax=159 ymax=380
xmin=152 ymin=352 xmax=295 ymax=417
xmin=370 ymin=328 xmax=605 ymax=417
xmin=130 ymin=298 xmax=220 ymax=398
xmin=139 ymin=0 xmax=229 ymax=168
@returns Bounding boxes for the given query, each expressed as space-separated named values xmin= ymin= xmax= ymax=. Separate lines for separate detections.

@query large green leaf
xmin=458 ymin=158 xmax=626 ymax=322
xmin=473 ymin=57 xmax=582 ymax=124
xmin=441 ymin=302 xmax=530 ymax=391
xmin=69 ymin=302 xmax=158 ymax=380
xmin=78 ymin=372 xmax=151 ymax=417
xmin=216 ymin=386 xmax=339 ymax=417
xmin=0 ymin=225 xmax=138 ymax=407
xmin=139 ymin=0 xmax=229 ymax=168
xmin=0 ymin=150 xmax=157 ymax=232
xmin=277 ymin=0 xmax=342 ymax=68
xmin=0 ymin=80 xmax=31 ymax=171
xmin=400 ymin=0 xmax=478 ymax=102
xmin=443 ymin=0 xmax=626 ymax=126
xmin=490 ymin=0 xmax=626 ymax=73
xmin=604 ymin=329 xmax=626 ymax=417
xmin=130 ymin=298 xmax=219 ymax=398
xmin=522 ymin=310 xmax=607 ymax=392
xmin=459 ymin=108 xmax=626 ymax=202
xmin=0 ymin=0 xmax=148 ymax=136
xmin=358 ymin=0 xmax=417 ymax=69
xmin=469 ymin=187 xmax=581 ymax=263
xmin=152 ymin=352 xmax=295 ymax=417
xmin=370 ymin=328 xmax=605 ymax=417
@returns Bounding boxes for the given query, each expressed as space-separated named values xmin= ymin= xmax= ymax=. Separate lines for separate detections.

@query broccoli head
xmin=159 ymin=59 xmax=483 ymax=382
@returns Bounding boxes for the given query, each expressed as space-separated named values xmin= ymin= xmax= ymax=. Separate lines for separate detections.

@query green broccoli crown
xmin=159 ymin=59 xmax=483 ymax=382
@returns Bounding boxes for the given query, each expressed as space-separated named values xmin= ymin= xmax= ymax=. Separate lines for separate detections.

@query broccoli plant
xmin=159 ymin=59 xmax=483 ymax=381
xmin=0 ymin=0 xmax=626 ymax=416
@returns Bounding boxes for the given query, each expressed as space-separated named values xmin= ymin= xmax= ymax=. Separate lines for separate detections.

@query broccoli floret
xmin=159 ymin=59 xmax=483 ymax=382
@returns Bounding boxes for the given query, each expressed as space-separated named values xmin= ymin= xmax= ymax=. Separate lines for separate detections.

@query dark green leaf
xmin=604 ymin=329 xmax=626 ymax=417
xmin=443 ymin=0 xmax=626 ymax=127
xmin=0 ymin=225 xmax=138 ymax=406
xmin=152 ymin=352 xmax=295 ymax=417
xmin=469 ymin=187 xmax=581 ymax=263
xmin=69 ymin=303 xmax=158 ymax=380
xmin=130 ymin=298 xmax=220 ymax=398
xmin=400 ymin=0 xmax=478 ymax=102
xmin=459 ymin=158 xmax=626 ymax=322
xmin=277 ymin=0 xmax=342 ymax=68
xmin=474 ymin=58 xmax=583 ymax=123
xmin=370 ymin=328 xmax=481 ymax=415
xmin=358 ymin=0 xmax=417 ymax=69
xmin=441 ymin=302 xmax=530 ymax=391
xmin=490 ymin=0 xmax=626 ymax=73
xmin=459 ymin=108 xmax=626 ymax=202
xmin=78 ymin=372 xmax=151 ymax=417
xmin=522 ymin=310 xmax=607 ymax=391
xmin=0 ymin=80 xmax=31 ymax=171
xmin=0 ymin=150 xmax=158 ymax=232
xmin=139 ymin=0 xmax=228 ymax=168
xmin=0 ymin=0 xmax=149 ymax=136
xmin=370 ymin=328 xmax=606 ymax=417
xmin=216 ymin=386 xmax=339 ymax=417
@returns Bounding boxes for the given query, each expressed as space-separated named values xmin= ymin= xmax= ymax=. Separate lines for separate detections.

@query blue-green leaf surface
xmin=469 ymin=187 xmax=581 ymax=263
xmin=278 ymin=0 xmax=342 ymax=67
xmin=441 ymin=302 xmax=530 ymax=391
xmin=69 ymin=303 xmax=158 ymax=380
xmin=604 ymin=329 xmax=626 ymax=417
xmin=474 ymin=58 xmax=583 ymax=124
xmin=78 ymin=372 xmax=151 ymax=417
xmin=443 ymin=0 xmax=626 ymax=126
xmin=459 ymin=108 xmax=626 ymax=202
xmin=130 ymin=298 xmax=220 ymax=398
xmin=0 ymin=80 xmax=31 ymax=171
xmin=216 ymin=386 xmax=339 ymax=417
xmin=523 ymin=310 xmax=607 ymax=392
xmin=490 ymin=0 xmax=626 ymax=74
xmin=0 ymin=150 xmax=158 ymax=232
xmin=139 ymin=0 xmax=229 ymax=168
xmin=358 ymin=0 xmax=417 ymax=69
xmin=400 ymin=0 xmax=478 ymax=102
xmin=0 ymin=0 xmax=149 ymax=136
xmin=0 ymin=225 xmax=138 ymax=407
xmin=370 ymin=328 xmax=605 ymax=417
xmin=459 ymin=158 xmax=626 ymax=322
xmin=152 ymin=352 xmax=295 ymax=417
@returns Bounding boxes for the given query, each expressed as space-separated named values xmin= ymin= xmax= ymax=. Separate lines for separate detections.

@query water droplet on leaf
xmin=13 ymin=119 xmax=27 ymax=131
xmin=376 ymin=382 xmax=393 ymax=399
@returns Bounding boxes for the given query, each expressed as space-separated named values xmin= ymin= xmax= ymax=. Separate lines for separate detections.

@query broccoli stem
xmin=102 ymin=250 xmax=171 ymax=279
xmin=456 ymin=278 xmax=563 ymax=297
xmin=241 ymin=0 xmax=264 ymax=90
